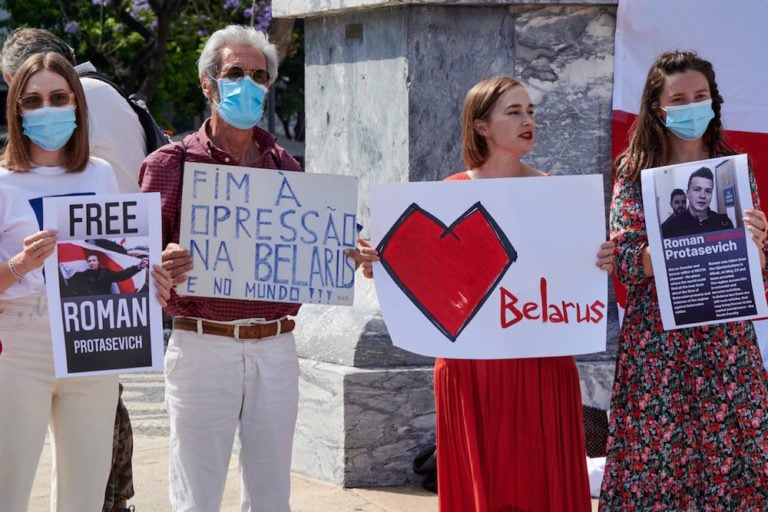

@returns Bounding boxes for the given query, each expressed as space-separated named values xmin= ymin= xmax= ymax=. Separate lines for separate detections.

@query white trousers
xmin=165 ymin=327 xmax=300 ymax=512
xmin=0 ymin=294 xmax=118 ymax=512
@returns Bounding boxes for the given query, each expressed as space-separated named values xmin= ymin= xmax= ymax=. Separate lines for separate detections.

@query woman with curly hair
xmin=601 ymin=50 xmax=768 ymax=509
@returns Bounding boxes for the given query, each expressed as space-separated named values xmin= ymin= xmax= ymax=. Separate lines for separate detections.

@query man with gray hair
xmin=139 ymin=25 xmax=302 ymax=511
xmin=1 ymin=28 xmax=147 ymax=193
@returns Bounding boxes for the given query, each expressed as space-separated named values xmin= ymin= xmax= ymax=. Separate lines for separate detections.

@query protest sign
xmin=371 ymin=175 xmax=607 ymax=359
xmin=43 ymin=193 xmax=164 ymax=377
xmin=178 ymin=164 xmax=358 ymax=306
xmin=642 ymin=154 xmax=768 ymax=329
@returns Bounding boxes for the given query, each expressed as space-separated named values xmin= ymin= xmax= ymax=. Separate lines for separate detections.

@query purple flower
xmin=91 ymin=0 xmax=110 ymax=5
xmin=64 ymin=21 xmax=80 ymax=34
xmin=256 ymin=5 xmax=272 ymax=31
xmin=130 ymin=0 xmax=151 ymax=16
xmin=224 ymin=0 xmax=241 ymax=9
xmin=243 ymin=5 xmax=272 ymax=30
xmin=198 ymin=29 xmax=208 ymax=37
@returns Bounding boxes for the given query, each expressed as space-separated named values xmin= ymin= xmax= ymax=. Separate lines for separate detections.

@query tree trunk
xmin=270 ymin=17 xmax=296 ymax=65
xmin=139 ymin=0 xmax=185 ymax=101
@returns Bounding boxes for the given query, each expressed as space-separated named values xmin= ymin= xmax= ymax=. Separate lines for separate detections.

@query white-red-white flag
xmin=57 ymin=240 xmax=146 ymax=294
xmin=613 ymin=0 xmax=768 ymax=172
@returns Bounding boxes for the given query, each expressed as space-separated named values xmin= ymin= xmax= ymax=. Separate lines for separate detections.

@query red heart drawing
xmin=377 ymin=202 xmax=516 ymax=341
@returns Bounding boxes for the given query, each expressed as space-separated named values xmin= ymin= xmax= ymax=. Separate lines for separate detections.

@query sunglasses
xmin=19 ymin=91 xmax=74 ymax=110
xmin=219 ymin=66 xmax=271 ymax=86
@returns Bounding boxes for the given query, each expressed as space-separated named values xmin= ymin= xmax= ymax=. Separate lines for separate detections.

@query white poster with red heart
xmin=371 ymin=175 xmax=607 ymax=359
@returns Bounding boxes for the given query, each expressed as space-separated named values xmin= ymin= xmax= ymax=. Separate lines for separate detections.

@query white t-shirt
xmin=0 ymin=157 xmax=119 ymax=299
xmin=78 ymin=63 xmax=147 ymax=194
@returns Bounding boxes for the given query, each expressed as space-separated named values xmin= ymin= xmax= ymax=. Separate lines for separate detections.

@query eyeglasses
xmin=19 ymin=91 xmax=74 ymax=110
xmin=219 ymin=66 xmax=271 ymax=85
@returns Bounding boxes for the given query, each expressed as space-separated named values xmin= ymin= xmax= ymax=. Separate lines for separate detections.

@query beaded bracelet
xmin=8 ymin=258 xmax=24 ymax=281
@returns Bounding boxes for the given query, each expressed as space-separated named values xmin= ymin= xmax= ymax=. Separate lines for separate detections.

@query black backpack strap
xmin=176 ymin=140 xmax=187 ymax=187
xmin=178 ymin=140 xmax=187 ymax=165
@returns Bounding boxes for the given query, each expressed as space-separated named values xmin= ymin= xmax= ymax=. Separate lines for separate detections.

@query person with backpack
xmin=1 ymin=27 xmax=170 ymax=512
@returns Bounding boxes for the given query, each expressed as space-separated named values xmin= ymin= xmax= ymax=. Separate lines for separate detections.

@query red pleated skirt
xmin=434 ymin=356 xmax=591 ymax=512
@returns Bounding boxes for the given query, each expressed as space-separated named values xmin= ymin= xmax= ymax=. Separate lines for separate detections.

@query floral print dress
xmin=599 ymin=165 xmax=768 ymax=510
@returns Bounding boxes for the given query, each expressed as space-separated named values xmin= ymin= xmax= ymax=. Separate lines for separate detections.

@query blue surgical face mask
xmin=214 ymin=77 xmax=267 ymax=130
xmin=22 ymin=105 xmax=77 ymax=151
xmin=662 ymin=99 xmax=715 ymax=141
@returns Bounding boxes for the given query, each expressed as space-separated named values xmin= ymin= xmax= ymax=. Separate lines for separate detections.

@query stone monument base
xmin=291 ymin=358 xmax=615 ymax=488
xmin=292 ymin=359 xmax=436 ymax=487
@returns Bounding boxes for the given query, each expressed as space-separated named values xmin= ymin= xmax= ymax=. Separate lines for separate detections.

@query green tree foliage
xmin=1 ymin=0 xmax=304 ymax=138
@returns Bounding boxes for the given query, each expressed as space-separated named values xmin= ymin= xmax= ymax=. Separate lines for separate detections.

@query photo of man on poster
xmin=60 ymin=251 xmax=148 ymax=297
xmin=661 ymin=188 xmax=686 ymax=223
xmin=661 ymin=166 xmax=734 ymax=238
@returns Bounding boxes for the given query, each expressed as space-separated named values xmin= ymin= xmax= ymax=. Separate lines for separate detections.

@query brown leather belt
xmin=172 ymin=316 xmax=295 ymax=341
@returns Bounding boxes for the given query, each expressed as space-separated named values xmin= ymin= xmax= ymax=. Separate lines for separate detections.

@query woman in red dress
xmin=356 ymin=76 xmax=613 ymax=511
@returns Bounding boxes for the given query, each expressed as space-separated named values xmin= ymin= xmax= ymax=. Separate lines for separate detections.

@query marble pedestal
xmin=293 ymin=359 xmax=435 ymax=487
xmin=293 ymin=358 xmax=616 ymax=487
xmin=292 ymin=354 xmax=617 ymax=487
